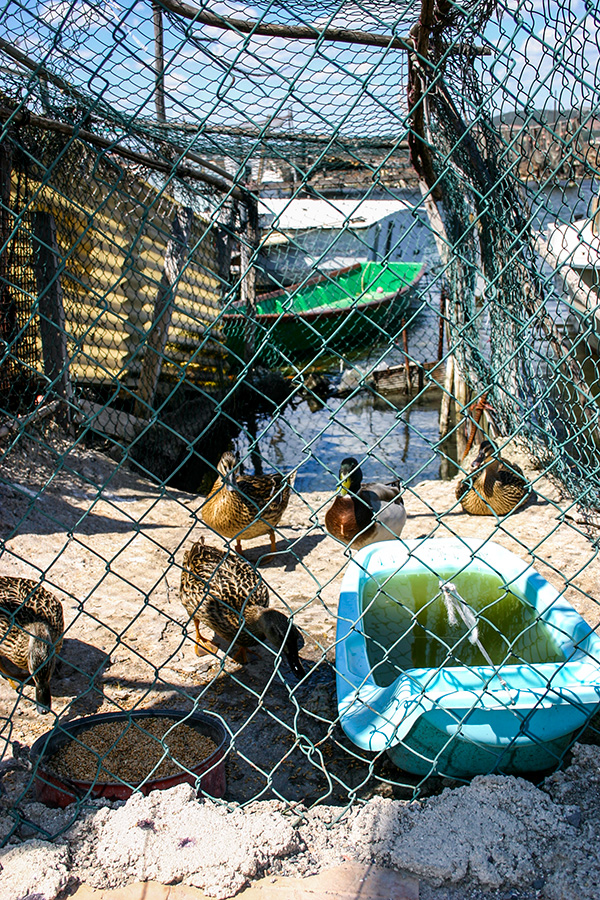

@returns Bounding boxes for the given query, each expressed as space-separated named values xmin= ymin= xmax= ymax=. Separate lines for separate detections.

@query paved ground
xmin=70 ymin=864 xmax=419 ymax=900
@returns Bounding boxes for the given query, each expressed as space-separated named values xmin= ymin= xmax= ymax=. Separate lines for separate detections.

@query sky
xmin=1 ymin=0 xmax=599 ymax=143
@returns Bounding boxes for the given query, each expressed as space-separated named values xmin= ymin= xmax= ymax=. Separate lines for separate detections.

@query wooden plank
xmin=18 ymin=162 xmax=223 ymax=390
xmin=70 ymin=363 xmax=128 ymax=382
xmin=135 ymin=206 xmax=194 ymax=413
xmin=78 ymin=399 xmax=149 ymax=441
xmin=0 ymin=137 xmax=16 ymax=357
xmin=71 ymin=342 xmax=127 ymax=363
xmin=152 ymin=1 xmax=167 ymax=122
xmin=32 ymin=210 xmax=73 ymax=416
xmin=372 ymin=360 xmax=444 ymax=395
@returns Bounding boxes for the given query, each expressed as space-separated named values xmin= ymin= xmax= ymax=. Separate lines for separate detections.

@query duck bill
xmin=285 ymin=645 xmax=306 ymax=679
xmin=35 ymin=683 xmax=52 ymax=715
xmin=339 ymin=477 xmax=352 ymax=497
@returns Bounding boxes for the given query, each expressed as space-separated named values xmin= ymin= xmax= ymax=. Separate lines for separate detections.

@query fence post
xmin=152 ymin=1 xmax=166 ymax=122
xmin=439 ymin=353 xmax=454 ymax=439
xmin=0 ymin=137 xmax=16 ymax=352
xmin=32 ymin=210 xmax=72 ymax=421
xmin=135 ymin=206 xmax=193 ymax=415
xmin=239 ymin=189 xmax=258 ymax=364
xmin=216 ymin=199 xmax=237 ymax=293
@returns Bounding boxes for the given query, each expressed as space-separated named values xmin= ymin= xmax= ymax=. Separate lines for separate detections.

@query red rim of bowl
xmin=30 ymin=709 xmax=230 ymax=804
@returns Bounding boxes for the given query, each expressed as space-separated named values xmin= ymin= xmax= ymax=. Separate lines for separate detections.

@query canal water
xmin=233 ymin=181 xmax=598 ymax=493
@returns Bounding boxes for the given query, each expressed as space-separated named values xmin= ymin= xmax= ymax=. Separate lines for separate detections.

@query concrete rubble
xmin=1 ymin=743 xmax=600 ymax=900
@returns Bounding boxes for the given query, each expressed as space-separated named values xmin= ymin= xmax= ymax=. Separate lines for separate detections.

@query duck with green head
xmin=325 ymin=457 xmax=406 ymax=549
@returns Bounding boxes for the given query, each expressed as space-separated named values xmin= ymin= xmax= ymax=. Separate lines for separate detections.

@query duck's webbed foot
xmin=193 ymin=621 xmax=220 ymax=657
xmin=231 ymin=645 xmax=248 ymax=665
xmin=231 ymin=645 xmax=261 ymax=665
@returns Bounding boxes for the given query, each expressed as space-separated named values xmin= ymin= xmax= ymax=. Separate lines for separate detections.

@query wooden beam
xmin=153 ymin=1 xmax=167 ymax=122
xmin=32 ymin=211 xmax=72 ymax=418
xmin=0 ymin=37 xmax=237 ymax=186
xmin=239 ymin=192 xmax=258 ymax=364
xmin=0 ymin=106 xmax=243 ymax=199
xmin=0 ymin=399 xmax=61 ymax=438
xmin=77 ymin=399 xmax=149 ymax=442
xmin=157 ymin=0 xmax=490 ymax=55
xmin=135 ymin=206 xmax=194 ymax=414
xmin=159 ymin=0 xmax=414 ymax=50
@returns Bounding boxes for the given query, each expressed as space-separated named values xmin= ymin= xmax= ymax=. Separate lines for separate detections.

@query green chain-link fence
xmin=1 ymin=0 xmax=600 ymax=842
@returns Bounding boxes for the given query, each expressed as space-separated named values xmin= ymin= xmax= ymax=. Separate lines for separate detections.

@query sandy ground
xmin=1 ymin=424 xmax=600 ymax=897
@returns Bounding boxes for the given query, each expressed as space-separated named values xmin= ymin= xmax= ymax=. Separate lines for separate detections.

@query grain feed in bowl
xmin=46 ymin=716 xmax=217 ymax=784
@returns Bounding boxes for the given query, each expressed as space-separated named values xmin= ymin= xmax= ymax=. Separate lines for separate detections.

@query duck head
xmin=255 ymin=608 xmax=306 ymax=679
xmin=471 ymin=440 xmax=496 ymax=470
xmin=338 ymin=457 xmax=363 ymax=496
xmin=28 ymin=622 xmax=56 ymax=714
xmin=217 ymin=451 xmax=239 ymax=491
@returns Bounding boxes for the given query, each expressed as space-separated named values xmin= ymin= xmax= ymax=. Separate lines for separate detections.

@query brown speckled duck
xmin=0 ymin=577 xmax=64 ymax=713
xmin=180 ymin=538 xmax=305 ymax=678
xmin=325 ymin=457 xmax=406 ymax=550
xmin=201 ymin=452 xmax=292 ymax=554
xmin=456 ymin=440 xmax=529 ymax=516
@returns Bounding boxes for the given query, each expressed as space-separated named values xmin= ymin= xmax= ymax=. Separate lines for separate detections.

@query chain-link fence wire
xmin=1 ymin=0 xmax=600 ymax=842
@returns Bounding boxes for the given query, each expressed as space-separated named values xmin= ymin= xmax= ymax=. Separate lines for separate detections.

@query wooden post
xmin=593 ymin=193 xmax=600 ymax=237
xmin=216 ymin=199 xmax=237 ymax=291
xmin=401 ymin=318 xmax=411 ymax=394
xmin=33 ymin=211 xmax=72 ymax=420
xmin=418 ymin=181 xmax=461 ymax=450
xmin=152 ymin=1 xmax=166 ymax=122
xmin=438 ymin=287 xmax=446 ymax=361
xmin=135 ymin=206 xmax=193 ymax=415
xmin=454 ymin=360 xmax=469 ymax=461
xmin=239 ymin=189 xmax=258 ymax=365
xmin=439 ymin=352 xmax=454 ymax=439
xmin=0 ymin=137 xmax=16 ymax=352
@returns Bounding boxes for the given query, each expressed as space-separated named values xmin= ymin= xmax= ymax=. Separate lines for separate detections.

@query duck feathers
xmin=181 ymin=539 xmax=268 ymax=646
xmin=456 ymin=440 xmax=529 ymax=516
xmin=0 ymin=577 xmax=64 ymax=713
xmin=180 ymin=538 xmax=305 ymax=677
xmin=325 ymin=458 xmax=406 ymax=549
xmin=202 ymin=452 xmax=292 ymax=550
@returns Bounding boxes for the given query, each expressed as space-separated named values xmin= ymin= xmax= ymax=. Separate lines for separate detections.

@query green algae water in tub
xmin=362 ymin=567 xmax=565 ymax=688
xmin=336 ymin=538 xmax=600 ymax=778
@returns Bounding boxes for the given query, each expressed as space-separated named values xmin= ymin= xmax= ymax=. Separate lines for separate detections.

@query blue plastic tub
xmin=336 ymin=538 xmax=600 ymax=778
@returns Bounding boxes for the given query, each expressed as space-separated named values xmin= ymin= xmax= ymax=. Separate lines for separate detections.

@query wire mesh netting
xmin=1 ymin=0 xmax=600 ymax=845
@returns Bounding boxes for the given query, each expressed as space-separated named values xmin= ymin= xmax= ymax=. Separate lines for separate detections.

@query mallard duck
xmin=180 ymin=538 xmax=305 ymax=678
xmin=456 ymin=440 xmax=529 ymax=516
xmin=202 ymin=451 xmax=292 ymax=553
xmin=325 ymin=457 xmax=406 ymax=549
xmin=0 ymin=577 xmax=64 ymax=714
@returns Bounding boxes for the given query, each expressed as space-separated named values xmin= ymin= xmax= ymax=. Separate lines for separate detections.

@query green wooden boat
xmin=222 ymin=260 xmax=425 ymax=364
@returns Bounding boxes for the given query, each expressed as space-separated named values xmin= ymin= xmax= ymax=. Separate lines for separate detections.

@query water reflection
xmin=234 ymin=181 xmax=600 ymax=492
xmin=236 ymin=375 xmax=456 ymax=492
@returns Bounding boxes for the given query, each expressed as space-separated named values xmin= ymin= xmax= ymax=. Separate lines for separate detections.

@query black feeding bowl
xmin=30 ymin=709 xmax=229 ymax=808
